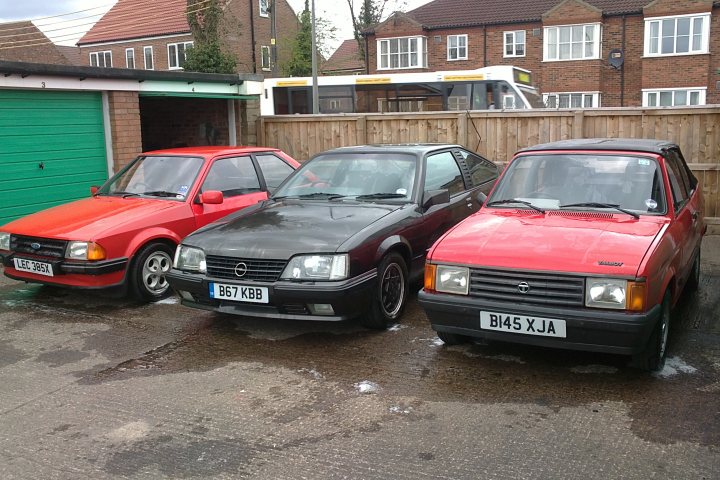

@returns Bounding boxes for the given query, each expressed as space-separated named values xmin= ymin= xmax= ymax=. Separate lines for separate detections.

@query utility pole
xmin=270 ymin=0 xmax=278 ymax=76
xmin=311 ymin=0 xmax=319 ymax=113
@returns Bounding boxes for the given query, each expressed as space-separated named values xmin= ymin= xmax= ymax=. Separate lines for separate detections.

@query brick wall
xmin=107 ymin=91 xmax=142 ymax=172
xmin=79 ymin=34 xmax=194 ymax=70
xmin=709 ymin=9 xmax=720 ymax=105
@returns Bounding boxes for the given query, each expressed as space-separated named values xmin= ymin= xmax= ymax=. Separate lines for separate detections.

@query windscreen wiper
xmin=559 ymin=202 xmax=639 ymax=219
xmin=486 ymin=198 xmax=545 ymax=214
xmin=143 ymin=190 xmax=181 ymax=197
xmin=355 ymin=193 xmax=407 ymax=200
xmin=112 ymin=191 xmax=140 ymax=198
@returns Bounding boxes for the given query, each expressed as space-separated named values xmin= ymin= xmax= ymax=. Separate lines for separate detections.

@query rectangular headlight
xmin=281 ymin=254 xmax=348 ymax=280
xmin=435 ymin=265 xmax=470 ymax=295
xmin=585 ymin=278 xmax=627 ymax=309
xmin=174 ymin=245 xmax=206 ymax=273
xmin=66 ymin=241 xmax=106 ymax=260
xmin=0 ymin=232 xmax=9 ymax=251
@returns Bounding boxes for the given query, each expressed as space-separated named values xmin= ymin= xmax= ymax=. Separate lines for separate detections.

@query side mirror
xmin=477 ymin=191 xmax=487 ymax=206
xmin=90 ymin=186 xmax=99 ymax=196
xmin=422 ymin=189 xmax=450 ymax=210
xmin=200 ymin=190 xmax=224 ymax=205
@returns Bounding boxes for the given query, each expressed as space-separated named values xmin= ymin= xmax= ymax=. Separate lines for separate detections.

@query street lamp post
xmin=311 ymin=0 xmax=319 ymax=114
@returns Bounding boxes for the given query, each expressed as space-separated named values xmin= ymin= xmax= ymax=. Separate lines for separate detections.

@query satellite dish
xmin=609 ymin=49 xmax=624 ymax=69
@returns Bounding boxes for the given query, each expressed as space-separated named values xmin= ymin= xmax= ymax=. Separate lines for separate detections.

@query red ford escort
xmin=419 ymin=139 xmax=706 ymax=371
xmin=0 ymin=146 xmax=299 ymax=301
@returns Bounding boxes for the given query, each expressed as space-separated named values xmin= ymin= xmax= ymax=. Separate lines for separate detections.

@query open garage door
xmin=0 ymin=89 xmax=108 ymax=225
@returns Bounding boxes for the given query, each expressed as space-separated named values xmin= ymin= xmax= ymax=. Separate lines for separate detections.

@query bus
xmin=261 ymin=66 xmax=545 ymax=115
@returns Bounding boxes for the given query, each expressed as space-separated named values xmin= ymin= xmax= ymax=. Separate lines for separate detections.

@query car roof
xmin=141 ymin=146 xmax=281 ymax=158
xmin=517 ymin=138 xmax=678 ymax=155
xmin=319 ymin=143 xmax=463 ymax=157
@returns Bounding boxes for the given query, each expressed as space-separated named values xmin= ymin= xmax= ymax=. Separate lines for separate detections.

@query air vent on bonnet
xmin=548 ymin=211 xmax=615 ymax=219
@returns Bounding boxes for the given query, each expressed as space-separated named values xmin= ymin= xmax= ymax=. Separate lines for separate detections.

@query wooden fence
xmin=259 ymin=107 xmax=720 ymax=224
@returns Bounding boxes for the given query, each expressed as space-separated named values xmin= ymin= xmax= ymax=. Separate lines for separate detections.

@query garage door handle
xmin=38 ymin=162 xmax=44 ymax=170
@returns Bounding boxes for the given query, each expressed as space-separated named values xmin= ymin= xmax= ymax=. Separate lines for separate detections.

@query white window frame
xmin=259 ymin=0 xmax=269 ymax=18
xmin=543 ymin=23 xmax=601 ymax=61
xmin=543 ymin=92 xmax=600 ymax=109
xmin=504 ymin=30 xmax=526 ymax=57
xmin=377 ymin=36 xmax=427 ymax=70
xmin=447 ymin=34 xmax=468 ymax=61
xmin=89 ymin=50 xmax=112 ymax=68
xmin=125 ymin=48 xmax=135 ymax=69
xmin=261 ymin=45 xmax=271 ymax=71
xmin=143 ymin=46 xmax=154 ymax=70
xmin=642 ymin=88 xmax=706 ymax=107
xmin=167 ymin=41 xmax=194 ymax=70
xmin=644 ymin=13 xmax=710 ymax=57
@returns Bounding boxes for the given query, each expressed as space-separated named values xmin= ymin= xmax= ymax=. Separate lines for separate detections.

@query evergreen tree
xmin=282 ymin=0 xmax=336 ymax=77
xmin=183 ymin=0 xmax=238 ymax=74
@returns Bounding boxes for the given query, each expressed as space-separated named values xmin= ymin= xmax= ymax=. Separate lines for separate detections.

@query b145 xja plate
xmin=209 ymin=282 xmax=269 ymax=304
xmin=13 ymin=258 xmax=54 ymax=277
xmin=480 ymin=311 xmax=566 ymax=338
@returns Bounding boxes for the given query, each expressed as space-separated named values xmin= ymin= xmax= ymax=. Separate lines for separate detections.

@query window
xmin=261 ymin=45 xmax=270 ymax=71
xmin=125 ymin=48 xmax=135 ymax=69
xmin=544 ymin=24 xmax=600 ymax=61
xmin=543 ymin=92 xmax=600 ymax=108
xmin=377 ymin=36 xmax=426 ymax=70
xmin=643 ymin=88 xmax=705 ymax=107
xmin=89 ymin=51 xmax=112 ymax=68
xmin=424 ymin=152 xmax=465 ymax=195
xmin=256 ymin=154 xmax=294 ymax=190
xmin=259 ymin=0 xmax=269 ymax=17
xmin=143 ymin=46 xmax=154 ymax=70
xmin=447 ymin=35 xmax=468 ymax=61
xmin=504 ymin=30 xmax=525 ymax=57
xmin=202 ymin=157 xmax=260 ymax=198
xmin=644 ymin=14 xmax=709 ymax=56
xmin=168 ymin=41 xmax=193 ymax=69
xmin=457 ymin=150 xmax=498 ymax=187
xmin=664 ymin=152 xmax=690 ymax=210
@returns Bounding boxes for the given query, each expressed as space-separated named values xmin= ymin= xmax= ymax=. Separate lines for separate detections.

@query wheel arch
xmin=375 ymin=235 xmax=412 ymax=269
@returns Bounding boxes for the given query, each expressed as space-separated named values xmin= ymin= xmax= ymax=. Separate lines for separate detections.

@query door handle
xmin=692 ymin=211 xmax=699 ymax=221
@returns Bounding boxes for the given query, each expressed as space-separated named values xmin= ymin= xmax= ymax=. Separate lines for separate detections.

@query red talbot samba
xmin=0 ymin=146 xmax=299 ymax=300
xmin=419 ymin=139 xmax=706 ymax=371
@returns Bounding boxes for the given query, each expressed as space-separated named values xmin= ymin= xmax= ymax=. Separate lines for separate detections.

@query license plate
xmin=13 ymin=258 xmax=54 ymax=277
xmin=209 ymin=282 xmax=268 ymax=304
xmin=480 ymin=311 xmax=566 ymax=338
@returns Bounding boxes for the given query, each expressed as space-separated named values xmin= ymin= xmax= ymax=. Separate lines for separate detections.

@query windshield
xmin=273 ymin=153 xmax=417 ymax=201
xmin=488 ymin=154 xmax=667 ymax=214
xmin=99 ymin=155 xmax=205 ymax=200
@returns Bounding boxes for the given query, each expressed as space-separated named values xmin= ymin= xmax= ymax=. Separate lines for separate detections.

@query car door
xmin=192 ymin=155 xmax=269 ymax=228
xmin=254 ymin=153 xmax=296 ymax=192
xmin=662 ymin=151 xmax=694 ymax=290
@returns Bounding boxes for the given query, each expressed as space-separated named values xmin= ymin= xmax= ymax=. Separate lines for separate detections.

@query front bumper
xmin=418 ymin=291 xmax=662 ymax=356
xmin=1 ymin=252 xmax=128 ymax=289
xmin=166 ymin=268 xmax=377 ymax=321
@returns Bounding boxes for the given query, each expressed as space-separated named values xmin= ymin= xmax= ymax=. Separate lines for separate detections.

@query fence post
xmin=458 ymin=112 xmax=468 ymax=148
xmin=257 ymin=116 xmax=265 ymax=147
xmin=356 ymin=115 xmax=367 ymax=144
xmin=573 ymin=110 xmax=585 ymax=139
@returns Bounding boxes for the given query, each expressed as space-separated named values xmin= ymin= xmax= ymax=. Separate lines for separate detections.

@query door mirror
xmin=200 ymin=190 xmax=224 ymax=205
xmin=422 ymin=189 xmax=450 ymax=210
xmin=476 ymin=191 xmax=487 ymax=206
xmin=90 ymin=186 xmax=99 ymax=196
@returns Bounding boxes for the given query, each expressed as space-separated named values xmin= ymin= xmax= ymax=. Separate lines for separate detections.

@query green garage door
xmin=0 ymin=89 xmax=108 ymax=226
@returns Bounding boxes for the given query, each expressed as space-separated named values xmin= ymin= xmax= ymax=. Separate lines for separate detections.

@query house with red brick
xmin=321 ymin=39 xmax=364 ymax=75
xmin=76 ymin=0 xmax=298 ymax=75
xmin=363 ymin=0 xmax=720 ymax=107
xmin=0 ymin=21 xmax=74 ymax=65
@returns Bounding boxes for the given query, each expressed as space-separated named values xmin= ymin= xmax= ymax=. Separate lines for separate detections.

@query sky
xmin=0 ymin=0 xmax=431 ymax=54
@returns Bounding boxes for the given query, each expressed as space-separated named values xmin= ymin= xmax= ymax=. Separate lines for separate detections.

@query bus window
xmin=319 ymin=86 xmax=355 ymax=114
xmin=447 ymin=84 xmax=471 ymax=110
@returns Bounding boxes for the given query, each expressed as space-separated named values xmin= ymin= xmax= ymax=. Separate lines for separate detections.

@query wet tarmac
xmin=0 ymin=237 xmax=719 ymax=479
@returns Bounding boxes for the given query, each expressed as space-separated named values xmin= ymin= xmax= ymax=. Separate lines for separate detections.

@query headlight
xmin=281 ymin=254 xmax=348 ymax=280
xmin=585 ymin=278 xmax=627 ymax=309
xmin=0 ymin=232 xmax=9 ymax=251
xmin=435 ymin=265 xmax=469 ymax=295
xmin=173 ymin=245 xmax=206 ymax=273
xmin=66 ymin=241 xmax=106 ymax=260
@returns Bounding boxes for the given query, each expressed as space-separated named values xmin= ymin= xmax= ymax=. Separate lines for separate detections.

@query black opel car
xmin=166 ymin=144 xmax=498 ymax=328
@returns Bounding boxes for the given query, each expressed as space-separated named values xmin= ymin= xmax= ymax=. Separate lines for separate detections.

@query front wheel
xmin=437 ymin=331 xmax=470 ymax=345
xmin=130 ymin=242 xmax=175 ymax=302
xmin=633 ymin=291 xmax=671 ymax=372
xmin=361 ymin=252 xmax=408 ymax=330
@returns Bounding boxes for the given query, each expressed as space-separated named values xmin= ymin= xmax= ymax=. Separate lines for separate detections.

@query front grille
xmin=11 ymin=235 xmax=67 ymax=259
xmin=469 ymin=267 xmax=585 ymax=307
xmin=281 ymin=303 xmax=310 ymax=315
xmin=206 ymin=255 xmax=287 ymax=282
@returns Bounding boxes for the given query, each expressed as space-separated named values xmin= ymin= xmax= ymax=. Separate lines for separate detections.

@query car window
xmin=100 ymin=155 xmax=204 ymax=199
xmin=202 ymin=156 xmax=261 ymax=198
xmin=255 ymin=154 xmax=294 ymax=190
xmin=457 ymin=149 xmax=498 ymax=186
xmin=424 ymin=152 xmax=465 ymax=195
xmin=664 ymin=154 xmax=689 ymax=209
xmin=666 ymin=149 xmax=695 ymax=194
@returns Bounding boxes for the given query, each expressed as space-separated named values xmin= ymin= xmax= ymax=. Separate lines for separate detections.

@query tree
xmin=183 ymin=0 xmax=237 ymax=74
xmin=346 ymin=0 xmax=392 ymax=62
xmin=282 ymin=0 xmax=336 ymax=77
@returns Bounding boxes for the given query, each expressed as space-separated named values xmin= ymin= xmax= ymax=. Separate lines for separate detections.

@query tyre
xmin=361 ymin=252 xmax=408 ymax=330
xmin=633 ymin=291 xmax=671 ymax=372
xmin=685 ymin=248 xmax=700 ymax=294
xmin=437 ymin=330 xmax=470 ymax=345
xmin=130 ymin=242 xmax=175 ymax=302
